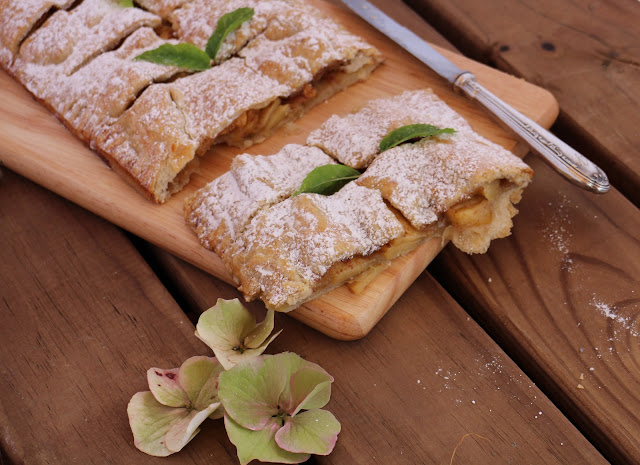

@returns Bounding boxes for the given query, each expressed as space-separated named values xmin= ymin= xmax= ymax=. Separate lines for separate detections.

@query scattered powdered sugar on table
xmin=591 ymin=296 xmax=640 ymax=338
xmin=543 ymin=194 xmax=574 ymax=270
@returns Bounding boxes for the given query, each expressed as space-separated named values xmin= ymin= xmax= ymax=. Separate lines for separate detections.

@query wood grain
xmin=0 ymin=170 xmax=239 ymax=464
xmin=405 ymin=0 xmax=640 ymax=206
xmin=146 ymin=248 xmax=609 ymax=464
xmin=428 ymin=156 xmax=640 ymax=464
xmin=0 ymin=0 xmax=558 ymax=340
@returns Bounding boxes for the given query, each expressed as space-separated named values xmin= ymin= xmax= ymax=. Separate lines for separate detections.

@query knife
xmin=341 ymin=0 xmax=610 ymax=194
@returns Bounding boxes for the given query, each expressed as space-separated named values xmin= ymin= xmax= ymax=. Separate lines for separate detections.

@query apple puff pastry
xmin=186 ymin=89 xmax=533 ymax=311
xmin=0 ymin=0 xmax=382 ymax=202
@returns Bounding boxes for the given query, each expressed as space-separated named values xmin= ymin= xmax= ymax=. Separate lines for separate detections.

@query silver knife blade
xmin=340 ymin=0 xmax=610 ymax=194
xmin=340 ymin=0 xmax=466 ymax=83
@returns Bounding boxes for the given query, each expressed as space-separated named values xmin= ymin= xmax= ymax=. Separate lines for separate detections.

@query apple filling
xmin=213 ymin=57 xmax=380 ymax=149
xmin=443 ymin=179 xmax=522 ymax=254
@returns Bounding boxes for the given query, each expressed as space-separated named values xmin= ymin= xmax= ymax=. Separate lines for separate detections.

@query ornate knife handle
xmin=454 ymin=72 xmax=609 ymax=194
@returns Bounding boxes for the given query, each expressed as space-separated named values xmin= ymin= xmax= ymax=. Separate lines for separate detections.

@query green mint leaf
xmin=205 ymin=7 xmax=255 ymax=61
xmin=119 ymin=0 xmax=133 ymax=7
xmin=379 ymin=123 xmax=456 ymax=152
xmin=293 ymin=164 xmax=361 ymax=196
xmin=134 ymin=43 xmax=211 ymax=70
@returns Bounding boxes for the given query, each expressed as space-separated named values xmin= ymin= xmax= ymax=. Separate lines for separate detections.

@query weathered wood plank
xmin=405 ymin=0 xmax=640 ymax=206
xmin=428 ymin=156 xmax=640 ymax=465
xmin=149 ymin=249 xmax=609 ymax=464
xmin=0 ymin=170 xmax=237 ymax=464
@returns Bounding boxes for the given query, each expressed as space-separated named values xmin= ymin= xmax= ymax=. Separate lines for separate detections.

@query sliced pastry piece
xmin=239 ymin=2 xmax=381 ymax=99
xmin=185 ymin=144 xmax=335 ymax=259
xmin=94 ymin=57 xmax=291 ymax=202
xmin=226 ymin=182 xmax=406 ymax=312
xmin=0 ymin=0 xmax=76 ymax=70
xmin=13 ymin=0 xmax=160 ymax=96
xmin=306 ymin=89 xmax=533 ymax=254
xmin=356 ymin=132 xmax=533 ymax=254
xmin=307 ymin=88 xmax=469 ymax=169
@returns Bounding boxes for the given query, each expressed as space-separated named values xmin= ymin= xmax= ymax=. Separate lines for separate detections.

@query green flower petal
xmin=287 ymin=366 xmax=333 ymax=416
xmin=164 ymin=402 xmax=221 ymax=453
xmin=277 ymin=355 xmax=331 ymax=415
xmin=244 ymin=309 xmax=276 ymax=349
xmin=196 ymin=299 xmax=281 ymax=370
xmin=196 ymin=298 xmax=256 ymax=351
xmin=127 ymin=391 xmax=190 ymax=457
xmin=216 ymin=329 xmax=282 ymax=370
xmin=179 ymin=356 xmax=224 ymax=411
xmin=224 ymin=415 xmax=310 ymax=465
xmin=218 ymin=355 xmax=287 ymax=430
xmin=275 ymin=409 xmax=341 ymax=455
xmin=147 ymin=367 xmax=188 ymax=408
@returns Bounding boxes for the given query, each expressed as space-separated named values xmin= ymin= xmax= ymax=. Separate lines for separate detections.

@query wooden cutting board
xmin=0 ymin=1 xmax=558 ymax=340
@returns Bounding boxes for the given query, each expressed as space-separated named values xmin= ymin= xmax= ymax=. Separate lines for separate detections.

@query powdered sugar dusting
xmin=591 ymin=296 xmax=640 ymax=338
xmin=170 ymin=0 xmax=278 ymax=58
xmin=307 ymin=89 xmax=470 ymax=169
xmin=169 ymin=57 xmax=289 ymax=146
xmin=0 ymin=0 xmax=75 ymax=69
xmin=542 ymin=194 xmax=574 ymax=270
xmin=15 ymin=0 xmax=160 ymax=80
xmin=135 ymin=0 xmax=190 ymax=19
xmin=40 ymin=28 xmax=180 ymax=140
xmin=185 ymin=144 xmax=334 ymax=254
xmin=239 ymin=2 xmax=379 ymax=92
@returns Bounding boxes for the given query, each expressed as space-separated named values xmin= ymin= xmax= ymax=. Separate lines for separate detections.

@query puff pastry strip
xmin=41 ymin=28 xmax=181 ymax=143
xmin=227 ymin=181 xmax=406 ymax=311
xmin=170 ymin=0 xmax=299 ymax=62
xmin=186 ymin=90 xmax=533 ymax=311
xmin=94 ymin=57 xmax=293 ymax=202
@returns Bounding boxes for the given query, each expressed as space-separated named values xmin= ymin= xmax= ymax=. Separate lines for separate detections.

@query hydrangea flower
xmin=196 ymin=298 xmax=281 ymax=370
xmin=219 ymin=352 xmax=341 ymax=465
xmin=127 ymin=356 xmax=224 ymax=456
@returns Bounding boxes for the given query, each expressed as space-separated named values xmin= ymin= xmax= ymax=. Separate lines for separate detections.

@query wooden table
xmin=1 ymin=0 xmax=638 ymax=463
